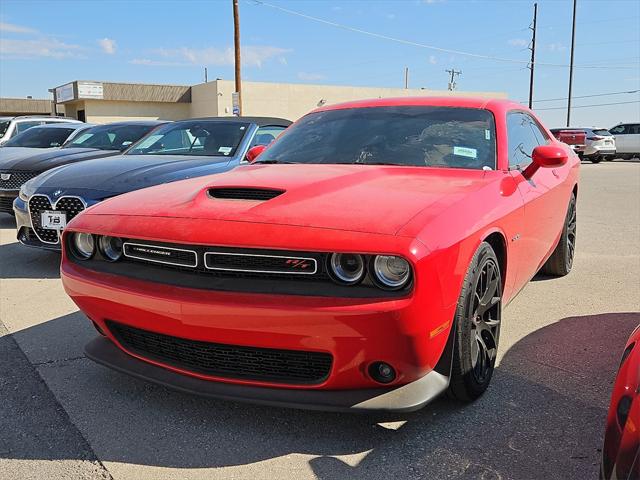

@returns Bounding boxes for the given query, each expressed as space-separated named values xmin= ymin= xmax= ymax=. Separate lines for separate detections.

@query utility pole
xmin=233 ymin=0 xmax=242 ymax=116
xmin=204 ymin=67 xmax=208 ymax=83
xmin=566 ymin=0 xmax=577 ymax=126
xmin=404 ymin=67 xmax=409 ymax=89
xmin=446 ymin=68 xmax=462 ymax=91
xmin=528 ymin=3 xmax=537 ymax=109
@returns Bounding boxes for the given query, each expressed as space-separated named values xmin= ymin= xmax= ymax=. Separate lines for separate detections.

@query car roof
xmin=90 ymin=120 xmax=168 ymax=127
xmin=25 ymin=123 xmax=89 ymax=130
xmin=313 ymin=96 xmax=521 ymax=113
xmin=185 ymin=116 xmax=292 ymax=127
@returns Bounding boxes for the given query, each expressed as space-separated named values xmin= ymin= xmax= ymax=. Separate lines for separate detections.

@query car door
xmin=628 ymin=124 xmax=640 ymax=155
xmin=609 ymin=124 xmax=629 ymax=153
xmin=507 ymin=111 xmax=569 ymax=284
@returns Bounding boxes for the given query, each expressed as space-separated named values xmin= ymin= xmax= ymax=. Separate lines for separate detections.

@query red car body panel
xmin=602 ymin=325 xmax=640 ymax=479
xmin=60 ymin=97 xmax=580 ymax=411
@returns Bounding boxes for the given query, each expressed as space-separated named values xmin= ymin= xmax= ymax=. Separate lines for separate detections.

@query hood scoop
xmin=208 ymin=187 xmax=285 ymax=201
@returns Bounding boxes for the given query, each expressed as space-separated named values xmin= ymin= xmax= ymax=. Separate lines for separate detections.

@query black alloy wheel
xmin=448 ymin=242 xmax=502 ymax=401
xmin=542 ymin=192 xmax=577 ymax=277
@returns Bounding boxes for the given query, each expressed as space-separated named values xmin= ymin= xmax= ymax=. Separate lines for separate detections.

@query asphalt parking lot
xmin=0 ymin=161 xmax=638 ymax=480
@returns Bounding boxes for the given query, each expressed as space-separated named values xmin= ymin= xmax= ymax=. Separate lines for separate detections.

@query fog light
xmin=329 ymin=253 xmax=365 ymax=284
xmin=98 ymin=236 xmax=123 ymax=262
xmin=368 ymin=361 xmax=396 ymax=384
xmin=71 ymin=232 xmax=95 ymax=259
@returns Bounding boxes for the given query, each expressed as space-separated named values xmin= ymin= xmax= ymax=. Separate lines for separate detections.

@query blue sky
xmin=1 ymin=0 xmax=638 ymax=127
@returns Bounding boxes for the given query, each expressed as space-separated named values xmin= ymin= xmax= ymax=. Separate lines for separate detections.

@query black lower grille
xmin=28 ymin=195 xmax=85 ymax=244
xmin=0 ymin=196 xmax=15 ymax=214
xmin=107 ymin=321 xmax=333 ymax=385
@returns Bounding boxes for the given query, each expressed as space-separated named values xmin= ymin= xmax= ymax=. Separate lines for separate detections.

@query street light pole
xmin=567 ymin=0 xmax=577 ymax=126
xmin=233 ymin=0 xmax=242 ymax=116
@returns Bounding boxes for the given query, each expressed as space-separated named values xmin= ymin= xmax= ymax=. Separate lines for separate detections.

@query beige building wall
xmin=193 ymin=80 xmax=507 ymax=121
xmin=81 ymin=100 xmax=191 ymax=123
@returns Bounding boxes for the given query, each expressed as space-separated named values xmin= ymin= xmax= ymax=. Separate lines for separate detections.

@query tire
xmin=591 ymin=156 xmax=601 ymax=163
xmin=541 ymin=193 xmax=577 ymax=277
xmin=448 ymin=242 xmax=502 ymax=402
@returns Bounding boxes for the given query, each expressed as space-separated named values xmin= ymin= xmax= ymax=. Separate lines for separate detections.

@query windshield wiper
xmin=352 ymin=161 xmax=405 ymax=166
xmin=253 ymin=159 xmax=296 ymax=164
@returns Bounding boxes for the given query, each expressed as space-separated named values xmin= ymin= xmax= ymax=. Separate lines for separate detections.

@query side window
xmin=507 ymin=112 xmax=542 ymax=168
xmin=251 ymin=126 xmax=286 ymax=147
xmin=529 ymin=117 xmax=549 ymax=145
xmin=630 ymin=124 xmax=640 ymax=135
xmin=610 ymin=125 xmax=628 ymax=135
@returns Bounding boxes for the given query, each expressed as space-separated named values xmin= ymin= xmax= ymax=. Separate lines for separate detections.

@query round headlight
xmin=71 ymin=232 xmax=95 ymax=260
xmin=98 ymin=236 xmax=123 ymax=262
xmin=329 ymin=253 xmax=365 ymax=284
xmin=373 ymin=255 xmax=411 ymax=289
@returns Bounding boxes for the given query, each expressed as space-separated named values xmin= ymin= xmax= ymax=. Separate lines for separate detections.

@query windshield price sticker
xmin=453 ymin=146 xmax=478 ymax=159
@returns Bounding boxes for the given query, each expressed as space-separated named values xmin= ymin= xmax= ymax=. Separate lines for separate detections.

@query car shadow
xmin=2 ymin=311 xmax=637 ymax=479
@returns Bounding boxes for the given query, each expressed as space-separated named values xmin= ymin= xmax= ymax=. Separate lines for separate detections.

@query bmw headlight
xmin=372 ymin=255 xmax=411 ymax=289
xmin=19 ymin=178 xmax=38 ymax=202
xmin=70 ymin=233 xmax=95 ymax=260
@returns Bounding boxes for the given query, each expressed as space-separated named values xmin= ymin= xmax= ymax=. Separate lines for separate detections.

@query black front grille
xmin=209 ymin=187 xmax=284 ymax=201
xmin=123 ymin=243 xmax=197 ymax=267
xmin=205 ymin=251 xmax=317 ymax=274
xmin=0 ymin=171 xmax=40 ymax=190
xmin=0 ymin=196 xmax=15 ymax=214
xmin=28 ymin=195 xmax=85 ymax=244
xmin=107 ymin=321 xmax=333 ymax=385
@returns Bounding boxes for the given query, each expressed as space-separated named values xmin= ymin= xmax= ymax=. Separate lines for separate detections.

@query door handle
xmin=552 ymin=169 xmax=559 ymax=178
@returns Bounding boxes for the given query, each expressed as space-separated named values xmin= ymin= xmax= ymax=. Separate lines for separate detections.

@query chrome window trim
xmin=27 ymin=194 xmax=87 ymax=245
xmin=123 ymin=242 xmax=198 ymax=268
xmin=204 ymin=251 xmax=318 ymax=275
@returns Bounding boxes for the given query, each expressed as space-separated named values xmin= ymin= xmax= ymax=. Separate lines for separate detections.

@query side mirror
xmin=523 ymin=145 xmax=568 ymax=178
xmin=246 ymin=145 xmax=266 ymax=163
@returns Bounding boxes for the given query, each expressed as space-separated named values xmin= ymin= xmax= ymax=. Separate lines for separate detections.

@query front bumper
xmin=13 ymin=195 xmax=62 ymax=251
xmin=0 ymin=189 xmax=18 ymax=215
xmin=86 ymin=336 xmax=449 ymax=412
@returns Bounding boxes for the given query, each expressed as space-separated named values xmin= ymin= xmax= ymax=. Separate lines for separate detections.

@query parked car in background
xmin=550 ymin=128 xmax=615 ymax=163
xmin=0 ymin=121 xmax=165 ymax=216
xmin=14 ymin=116 xmax=291 ymax=250
xmin=0 ymin=116 xmax=81 ymax=145
xmin=60 ymin=98 xmax=579 ymax=412
xmin=601 ymin=325 xmax=640 ymax=480
xmin=1 ymin=123 xmax=92 ymax=150
xmin=609 ymin=123 xmax=640 ymax=160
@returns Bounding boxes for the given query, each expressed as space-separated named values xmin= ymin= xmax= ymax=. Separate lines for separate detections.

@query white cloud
xmin=152 ymin=45 xmax=290 ymax=68
xmin=98 ymin=37 xmax=116 ymax=54
xmin=548 ymin=42 xmax=567 ymax=52
xmin=0 ymin=21 xmax=38 ymax=34
xmin=0 ymin=37 xmax=84 ymax=59
xmin=508 ymin=38 xmax=528 ymax=47
xmin=128 ymin=58 xmax=188 ymax=67
xmin=297 ymin=72 xmax=326 ymax=81
xmin=428 ymin=55 xmax=437 ymax=64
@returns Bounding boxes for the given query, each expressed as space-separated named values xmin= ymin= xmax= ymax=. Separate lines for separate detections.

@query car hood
xmin=32 ymin=154 xmax=235 ymax=199
xmin=0 ymin=147 xmax=117 ymax=171
xmin=87 ymin=163 xmax=495 ymax=236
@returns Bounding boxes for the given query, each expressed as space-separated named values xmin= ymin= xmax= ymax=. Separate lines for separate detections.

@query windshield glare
xmin=126 ymin=121 xmax=249 ymax=157
xmin=258 ymin=106 xmax=497 ymax=169
xmin=4 ymin=127 xmax=76 ymax=148
xmin=65 ymin=124 xmax=158 ymax=151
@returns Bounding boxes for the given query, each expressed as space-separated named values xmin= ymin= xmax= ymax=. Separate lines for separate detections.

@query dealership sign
xmin=55 ymin=83 xmax=74 ymax=103
xmin=77 ymin=81 xmax=104 ymax=99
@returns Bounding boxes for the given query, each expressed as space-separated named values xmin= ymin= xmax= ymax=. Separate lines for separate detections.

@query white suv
xmin=609 ymin=123 xmax=640 ymax=160
xmin=0 ymin=116 xmax=81 ymax=146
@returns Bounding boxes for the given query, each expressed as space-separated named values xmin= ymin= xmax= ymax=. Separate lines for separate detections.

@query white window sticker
xmin=453 ymin=146 xmax=477 ymax=159
xmin=218 ymin=146 xmax=233 ymax=154
xmin=485 ymin=129 xmax=491 ymax=140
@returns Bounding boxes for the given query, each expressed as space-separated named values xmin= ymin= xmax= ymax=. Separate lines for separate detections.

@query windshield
xmin=0 ymin=120 xmax=9 ymax=137
xmin=126 ymin=120 xmax=249 ymax=157
xmin=64 ymin=124 xmax=158 ymax=151
xmin=592 ymin=129 xmax=612 ymax=136
xmin=258 ymin=106 xmax=497 ymax=169
xmin=3 ymin=126 xmax=77 ymax=148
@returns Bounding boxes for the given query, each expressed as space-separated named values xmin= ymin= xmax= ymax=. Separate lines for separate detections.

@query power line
xmin=528 ymin=90 xmax=640 ymax=103
xmin=536 ymin=100 xmax=640 ymax=111
xmin=249 ymin=0 xmax=639 ymax=70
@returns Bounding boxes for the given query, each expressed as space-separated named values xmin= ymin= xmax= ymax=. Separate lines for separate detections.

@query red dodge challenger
xmin=61 ymin=97 xmax=579 ymax=412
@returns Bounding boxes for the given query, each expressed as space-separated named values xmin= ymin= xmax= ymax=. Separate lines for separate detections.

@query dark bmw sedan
xmin=0 ymin=121 xmax=165 ymax=215
xmin=14 ymin=116 xmax=291 ymax=250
